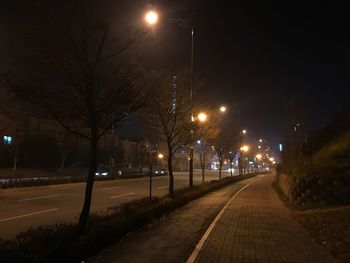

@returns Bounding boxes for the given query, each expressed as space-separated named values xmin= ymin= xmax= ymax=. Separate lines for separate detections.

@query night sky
xmin=1 ymin=1 xmax=350 ymax=149
xmin=138 ymin=1 xmax=350 ymax=148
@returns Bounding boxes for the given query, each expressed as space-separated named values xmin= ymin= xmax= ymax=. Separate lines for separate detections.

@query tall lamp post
xmin=145 ymin=9 xmax=195 ymax=188
xmin=189 ymin=23 xmax=195 ymax=188
xmin=239 ymin=129 xmax=247 ymax=175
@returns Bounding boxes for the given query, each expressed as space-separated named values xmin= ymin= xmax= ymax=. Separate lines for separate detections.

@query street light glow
xmin=220 ymin=106 xmax=226 ymax=112
xmin=256 ymin=154 xmax=262 ymax=160
xmin=197 ymin=112 xmax=207 ymax=122
xmin=158 ymin=153 xmax=164 ymax=159
xmin=269 ymin=157 xmax=274 ymax=162
xmin=240 ymin=145 xmax=249 ymax=152
xmin=242 ymin=129 xmax=247 ymax=134
xmin=145 ymin=10 xmax=158 ymax=25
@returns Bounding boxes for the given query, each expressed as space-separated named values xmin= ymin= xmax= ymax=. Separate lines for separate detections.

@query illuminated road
xmin=0 ymin=169 xmax=234 ymax=239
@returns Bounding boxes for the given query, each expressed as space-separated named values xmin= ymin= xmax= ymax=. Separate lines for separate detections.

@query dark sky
xmin=1 ymin=1 xmax=350 ymax=149
xmin=137 ymin=1 xmax=350 ymax=147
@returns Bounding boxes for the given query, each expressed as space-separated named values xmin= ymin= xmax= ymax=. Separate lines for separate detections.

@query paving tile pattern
xmin=196 ymin=174 xmax=335 ymax=263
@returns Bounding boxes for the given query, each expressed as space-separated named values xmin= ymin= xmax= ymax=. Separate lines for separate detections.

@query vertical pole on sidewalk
xmin=149 ymin=151 xmax=153 ymax=201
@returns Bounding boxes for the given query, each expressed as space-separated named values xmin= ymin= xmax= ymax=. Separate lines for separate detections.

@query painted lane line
xmin=157 ymin=186 xmax=168 ymax=189
xmin=102 ymin=186 xmax=121 ymax=191
xmin=0 ymin=208 xmax=58 ymax=222
xmin=110 ymin=192 xmax=135 ymax=199
xmin=49 ymin=182 xmax=86 ymax=189
xmin=186 ymin=176 xmax=264 ymax=263
xmin=18 ymin=194 xmax=60 ymax=202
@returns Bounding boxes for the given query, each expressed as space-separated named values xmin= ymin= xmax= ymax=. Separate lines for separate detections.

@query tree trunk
xmin=149 ymin=162 xmax=152 ymax=201
xmin=189 ymin=147 xmax=193 ymax=188
xmin=59 ymin=150 xmax=67 ymax=175
xmin=78 ymin=131 xmax=98 ymax=234
xmin=13 ymin=149 xmax=18 ymax=174
xmin=200 ymin=151 xmax=206 ymax=184
xmin=230 ymin=160 xmax=233 ymax=177
xmin=168 ymin=152 xmax=174 ymax=197
xmin=238 ymin=155 xmax=243 ymax=176
xmin=219 ymin=160 xmax=222 ymax=180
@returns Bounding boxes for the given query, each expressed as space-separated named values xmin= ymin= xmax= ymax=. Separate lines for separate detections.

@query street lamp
xmin=144 ymin=8 xmax=196 ymax=187
xmin=240 ymin=145 xmax=249 ymax=152
xmin=144 ymin=10 xmax=158 ymax=25
xmin=256 ymin=153 xmax=262 ymax=160
xmin=238 ymin=129 xmax=247 ymax=175
xmin=158 ymin=152 xmax=164 ymax=169
xmin=220 ymin=106 xmax=226 ymax=113
xmin=197 ymin=112 xmax=207 ymax=123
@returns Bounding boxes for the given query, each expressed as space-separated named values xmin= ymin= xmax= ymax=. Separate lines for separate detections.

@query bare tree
xmin=4 ymin=1 xmax=147 ymax=233
xmin=197 ymin=123 xmax=220 ymax=183
xmin=212 ymin=127 xmax=239 ymax=180
xmin=144 ymin=71 xmax=193 ymax=196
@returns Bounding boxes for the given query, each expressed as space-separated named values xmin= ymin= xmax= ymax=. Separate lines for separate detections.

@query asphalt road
xmin=0 ymin=169 xmax=234 ymax=239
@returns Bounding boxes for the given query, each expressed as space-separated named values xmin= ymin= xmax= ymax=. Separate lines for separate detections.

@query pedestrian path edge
xmin=186 ymin=175 xmax=264 ymax=263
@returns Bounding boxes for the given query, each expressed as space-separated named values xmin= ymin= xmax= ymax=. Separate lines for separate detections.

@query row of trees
xmin=1 ymin=1 xmax=243 ymax=233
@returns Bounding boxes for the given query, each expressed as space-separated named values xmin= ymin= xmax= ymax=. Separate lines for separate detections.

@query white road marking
xmin=18 ymin=194 xmax=60 ymax=202
xmin=110 ymin=192 xmax=135 ymax=199
xmin=49 ymin=182 xmax=86 ymax=189
xmin=157 ymin=185 xmax=168 ymax=189
xmin=0 ymin=208 xmax=58 ymax=222
xmin=186 ymin=175 xmax=264 ymax=263
xmin=101 ymin=186 xmax=121 ymax=191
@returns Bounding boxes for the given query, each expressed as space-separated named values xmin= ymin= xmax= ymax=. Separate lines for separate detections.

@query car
xmin=95 ymin=167 xmax=110 ymax=176
xmin=153 ymin=168 xmax=167 ymax=176
xmin=95 ymin=167 xmax=123 ymax=177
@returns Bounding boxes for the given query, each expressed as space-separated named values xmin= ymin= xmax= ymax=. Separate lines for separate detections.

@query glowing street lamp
xmin=269 ymin=157 xmax=274 ymax=162
xmin=242 ymin=129 xmax=247 ymax=134
xmin=256 ymin=154 xmax=262 ymax=160
xmin=220 ymin=106 xmax=226 ymax=113
xmin=144 ymin=9 xmax=196 ymax=187
xmin=197 ymin=112 xmax=207 ymax=123
xmin=158 ymin=153 xmax=164 ymax=159
xmin=240 ymin=145 xmax=249 ymax=152
xmin=144 ymin=10 xmax=158 ymax=25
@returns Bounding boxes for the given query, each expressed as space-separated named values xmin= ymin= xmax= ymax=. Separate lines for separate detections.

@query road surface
xmin=0 ymin=169 xmax=233 ymax=239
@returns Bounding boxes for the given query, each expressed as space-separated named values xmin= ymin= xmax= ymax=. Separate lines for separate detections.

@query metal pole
xmin=149 ymin=151 xmax=153 ymax=201
xmin=238 ymin=109 xmax=243 ymax=176
xmin=189 ymin=24 xmax=194 ymax=188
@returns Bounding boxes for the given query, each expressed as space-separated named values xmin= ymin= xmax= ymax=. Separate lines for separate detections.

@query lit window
xmin=3 ymin=136 xmax=13 ymax=145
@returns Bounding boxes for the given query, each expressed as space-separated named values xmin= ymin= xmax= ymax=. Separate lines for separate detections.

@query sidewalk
xmin=192 ymin=174 xmax=335 ymax=263
xmin=89 ymin=174 xmax=335 ymax=263
xmin=88 ymin=176 xmax=259 ymax=263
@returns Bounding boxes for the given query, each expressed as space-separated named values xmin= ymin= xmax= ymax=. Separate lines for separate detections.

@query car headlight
xmin=155 ymin=171 xmax=158 ymax=174
xmin=95 ymin=172 xmax=100 ymax=176
xmin=101 ymin=172 xmax=108 ymax=176
xmin=161 ymin=171 xmax=164 ymax=174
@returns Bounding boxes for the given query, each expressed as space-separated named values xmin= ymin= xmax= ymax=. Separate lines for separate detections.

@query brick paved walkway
xmin=194 ymin=174 xmax=335 ymax=263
